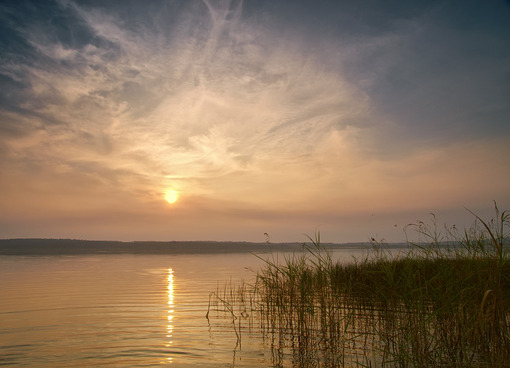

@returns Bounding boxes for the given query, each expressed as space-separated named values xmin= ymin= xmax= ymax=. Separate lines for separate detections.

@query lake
xmin=0 ymin=247 xmax=376 ymax=367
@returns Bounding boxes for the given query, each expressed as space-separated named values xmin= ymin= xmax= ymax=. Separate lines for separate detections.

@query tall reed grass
xmin=208 ymin=203 xmax=510 ymax=367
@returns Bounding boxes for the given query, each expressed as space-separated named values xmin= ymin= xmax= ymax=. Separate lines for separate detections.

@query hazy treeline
xmin=0 ymin=238 xmax=369 ymax=255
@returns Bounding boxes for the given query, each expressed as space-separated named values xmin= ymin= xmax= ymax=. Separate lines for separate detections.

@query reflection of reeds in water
xmin=209 ymin=203 xmax=510 ymax=367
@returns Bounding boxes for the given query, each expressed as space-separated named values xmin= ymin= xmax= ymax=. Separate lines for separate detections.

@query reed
xmin=209 ymin=203 xmax=510 ymax=367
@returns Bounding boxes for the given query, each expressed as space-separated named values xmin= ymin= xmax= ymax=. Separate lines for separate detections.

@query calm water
xmin=0 ymin=248 xmax=372 ymax=367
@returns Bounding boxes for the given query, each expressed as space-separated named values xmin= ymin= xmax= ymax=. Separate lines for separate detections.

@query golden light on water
xmin=166 ymin=268 xmax=175 ymax=363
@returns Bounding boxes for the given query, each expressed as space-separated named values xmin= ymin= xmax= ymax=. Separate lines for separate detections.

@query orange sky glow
xmin=1 ymin=0 xmax=509 ymax=243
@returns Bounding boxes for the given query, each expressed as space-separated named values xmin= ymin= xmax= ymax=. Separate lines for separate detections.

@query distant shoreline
xmin=0 ymin=238 xmax=379 ymax=256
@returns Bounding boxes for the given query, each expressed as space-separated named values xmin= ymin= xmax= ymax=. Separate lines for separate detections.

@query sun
xmin=164 ymin=190 xmax=179 ymax=204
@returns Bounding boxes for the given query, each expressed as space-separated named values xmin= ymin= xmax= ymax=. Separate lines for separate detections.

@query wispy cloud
xmin=1 ymin=0 xmax=509 ymax=241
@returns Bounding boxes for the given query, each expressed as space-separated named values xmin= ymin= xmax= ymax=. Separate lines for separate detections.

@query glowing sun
xmin=164 ymin=190 xmax=179 ymax=204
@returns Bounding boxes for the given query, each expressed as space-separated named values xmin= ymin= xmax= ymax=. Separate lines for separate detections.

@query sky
xmin=1 ymin=0 xmax=509 ymax=243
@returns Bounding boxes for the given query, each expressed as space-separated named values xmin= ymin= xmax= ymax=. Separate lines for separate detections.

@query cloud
xmin=345 ymin=1 xmax=510 ymax=147
xmin=1 ymin=0 xmax=509 ymax=241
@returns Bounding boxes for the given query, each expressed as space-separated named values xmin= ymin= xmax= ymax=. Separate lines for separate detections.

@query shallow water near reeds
xmin=0 ymin=246 xmax=378 ymax=367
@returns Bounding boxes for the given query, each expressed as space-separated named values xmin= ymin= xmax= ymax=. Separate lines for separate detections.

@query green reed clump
xmin=210 ymin=204 xmax=510 ymax=367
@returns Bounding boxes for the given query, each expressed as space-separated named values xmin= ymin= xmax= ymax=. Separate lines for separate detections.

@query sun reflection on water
xmin=166 ymin=268 xmax=174 ymax=364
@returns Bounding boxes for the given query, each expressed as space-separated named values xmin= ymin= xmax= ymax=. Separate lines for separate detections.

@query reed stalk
xmin=210 ymin=204 xmax=510 ymax=367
